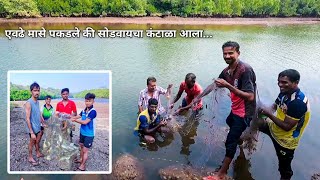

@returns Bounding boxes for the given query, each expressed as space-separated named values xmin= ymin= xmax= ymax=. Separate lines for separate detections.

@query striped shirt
xmin=138 ymin=86 xmax=167 ymax=114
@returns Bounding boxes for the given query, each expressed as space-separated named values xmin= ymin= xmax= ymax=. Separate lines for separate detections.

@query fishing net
xmin=240 ymin=90 xmax=275 ymax=156
xmin=42 ymin=114 xmax=78 ymax=170
xmin=194 ymin=81 xmax=230 ymax=167
xmin=164 ymin=86 xmax=183 ymax=132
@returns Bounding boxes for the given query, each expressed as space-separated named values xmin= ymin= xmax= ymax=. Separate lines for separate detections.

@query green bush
xmin=0 ymin=0 xmax=41 ymax=18
xmin=1 ymin=0 xmax=319 ymax=18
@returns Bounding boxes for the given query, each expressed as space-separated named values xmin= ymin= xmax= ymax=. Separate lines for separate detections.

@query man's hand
xmin=258 ymin=107 xmax=272 ymax=117
xmin=163 ymin=119 xmax=167 ymax=126
xmin=192 ymin=96 xmax=201 ymax=106
xmin=159 ymin=120 xmax=167 ymax=126
xmin=215 ymin=78 xmax=231 ymax=88
xmin=174 ymin=108 xmax=183 ymax=115
xmin=30 ymin=133 xmax=36 ymax=140
xmin=42 ymin=124 xmax=48 ymax=128
xmin=71 ymin=116 xmax=78 ymax=120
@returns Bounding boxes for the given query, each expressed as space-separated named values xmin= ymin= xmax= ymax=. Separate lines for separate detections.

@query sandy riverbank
xmin=1 ymin=17 xmax=320 ymax=26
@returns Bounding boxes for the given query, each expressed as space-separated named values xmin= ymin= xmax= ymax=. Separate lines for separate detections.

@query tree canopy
xmin=0 ymin=0 xmax=319 ymax=18
xmin=10 ymin=83 xmax=109 ymax=101
xmin=73 ymin=89 xmax=109 ymax=99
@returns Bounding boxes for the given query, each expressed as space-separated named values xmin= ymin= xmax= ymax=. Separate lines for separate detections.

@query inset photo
xmin=8 ymin=70 xmax=111 ymax=174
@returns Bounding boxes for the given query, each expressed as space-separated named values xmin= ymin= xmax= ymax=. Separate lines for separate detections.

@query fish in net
xmin=42 ymin=114 xmax=79 ymax=170
xmin=240 ymin=90 xmax=275 ymax=156
xmin=164 ymin=84 xmax=204 ymax=135
xmin=164 ymin=85 xmax=183 ymax=132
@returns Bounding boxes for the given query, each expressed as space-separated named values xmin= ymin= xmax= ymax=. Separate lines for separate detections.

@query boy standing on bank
xmin=71 ymin=93 xmax=97 ymax=171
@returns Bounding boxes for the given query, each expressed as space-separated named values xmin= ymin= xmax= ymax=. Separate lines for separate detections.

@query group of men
xmin=134 ymin=41 xmax=311 ymax=180
xmin=25 ymin=83 xmax=97 ymax=171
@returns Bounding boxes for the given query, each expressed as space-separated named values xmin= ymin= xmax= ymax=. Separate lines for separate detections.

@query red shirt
xmin=219 ymin=61 xmax=256 ymax=118
xmin=56 ymin=100 xmax=77 ymax=115
xmin=178 ymin=81 xmax=203 ymax=110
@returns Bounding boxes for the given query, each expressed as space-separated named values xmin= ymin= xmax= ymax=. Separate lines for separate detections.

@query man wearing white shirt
xmin=138 ymin=77 xmax=172 ymax=115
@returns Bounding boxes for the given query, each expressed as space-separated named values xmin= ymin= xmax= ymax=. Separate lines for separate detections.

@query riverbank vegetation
xmin=0 ymin=0 xmax=319 ymax=18
xmin=10 ymin=83 xmax=109 ymax=100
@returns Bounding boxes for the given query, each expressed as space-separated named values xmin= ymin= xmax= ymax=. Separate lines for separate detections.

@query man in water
xmin=134 ymin=98 xmax=169 ymax=144
xmin=25 ymin=82 xmax=46 ymax=166
xmin=197 ymin=41 xmax=256 ymax=180
xmin=138 ymin=77 xmax=172 ymax=115
xmin=171 ymin=73 xmax=203 ymax=114
xmin=259 ymin=69 xmax=310 ymax=180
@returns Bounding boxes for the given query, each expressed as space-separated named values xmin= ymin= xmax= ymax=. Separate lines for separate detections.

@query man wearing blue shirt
xmin=71 ymin=93 xmax=97 ymax=171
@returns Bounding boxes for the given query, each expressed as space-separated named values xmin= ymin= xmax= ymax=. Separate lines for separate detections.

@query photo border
xmin=7 ymin=70 xmax=112 ymax=175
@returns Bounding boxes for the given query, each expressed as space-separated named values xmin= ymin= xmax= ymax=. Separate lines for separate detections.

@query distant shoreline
xmin=1 ymin=17 xmax=320 ymax=26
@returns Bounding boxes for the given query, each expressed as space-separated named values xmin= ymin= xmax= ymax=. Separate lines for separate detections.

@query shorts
xmin=79 ymin=134 xmax=94 ymax=148
xmin=28 ymin=127 xmax=44 ymax=138
xmin=136 ymin=130 xmax=157 ymax=141
xmin=225 ymin=112 xmax=251 ymax=159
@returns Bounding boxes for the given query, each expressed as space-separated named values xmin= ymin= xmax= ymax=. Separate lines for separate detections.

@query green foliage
xmin=1 ymin=0 xmax=319 ymax=18
xmin=10 ymin=89 xmax=59 ymax=101
xmin=10 ymin=83 xmax=60 ymax=101
xmin=202 ymin=0 xmax=216 ymax=16
xmin=73 ymin=89 xmax=109 ymax=99
xmin=232 ymin=0 xmax=243 ymax=16
xmin=279 ymin=0 xmax=298 ymax=16
xmin=10 ymin=90 xmax=31 ymax=101
xmin=296 ymin=0 xmax=319 ymax=16
xmin=0 ymin=2 xmax=6 ymax=17
xmin=316 ymin=0 xmax=320 ymax=16
xmin=215 ymin=0 xmax=232 ymax=17
xmin=146 ymin=3 xmax=158 ymax=15
xmin=92 ymin=0 xmax=109 ymax=16
xmin=0 ymin=0 xmax=40 ymax=18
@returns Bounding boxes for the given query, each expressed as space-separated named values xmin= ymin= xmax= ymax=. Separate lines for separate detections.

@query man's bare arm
xmin=25 ymin=102 xmax=33 ymax=134
xmin=143 ymin=121 xmax=165 ymax=134
xmin=172 ymin=90 xmax=183 ymax=104
xmin=138 ymin=105 xmax=144 ymax=113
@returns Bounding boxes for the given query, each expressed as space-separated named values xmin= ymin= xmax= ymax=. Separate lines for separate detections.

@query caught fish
xmin=41 ymin=116 xmax=80 ymax=170
xmin=240 ymin=90 xmax=275 ymax=155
